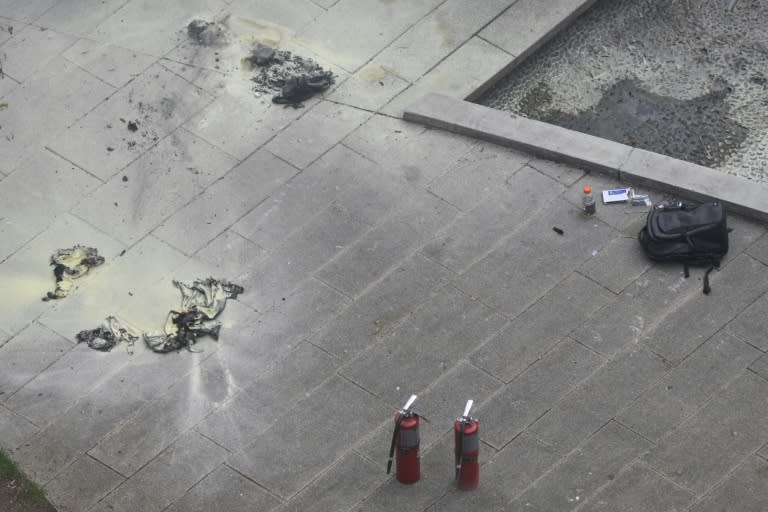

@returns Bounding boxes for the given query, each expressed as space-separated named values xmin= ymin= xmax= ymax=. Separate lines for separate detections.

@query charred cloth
xmin=43 ymin=245 xmax=105 ymax=301
xmin=248 ymin=43 xmax=335 ymax=106
xmin=77 ymin=278 xmax=243 ymax=354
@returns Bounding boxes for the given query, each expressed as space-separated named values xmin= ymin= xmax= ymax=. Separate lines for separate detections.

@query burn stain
xmin=521 ymin=79 xmax=748 ymax=168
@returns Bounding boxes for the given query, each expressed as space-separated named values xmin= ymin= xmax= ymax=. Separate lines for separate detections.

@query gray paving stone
xmin=75 ymin=128 xmax=237 ymax=245
xmin=316 ymin=193 xmax=458 ymax=297
xmin=0 ymin=0 xmax=57 ymax=22
xmin=0 ymin=148 xmax=102 ymax=240
xmin=529 ymin=345 xmax=670 ymax=455
xmin=340 ymin=285 xmax=506 ymax=405
xmin=507 ymin=422 xmax=652 ymax=512
xmin=577 ymin=462 xmax=694 ymax=512
xmin=618 ymin=331 xmax=761 ymax=442
xmin=690 ymin=455 xmax=768 ymax=512
xmin=11 ymin=349 xmax=211 ymax=484
xmin=160 ymin=58 xmax=228 ymax=95
xmin=311 ymin=253 xmax=452 ymax=360
xmin=238 ymin=202 xmax=368 ymax=312
xmin=480 ymin=0 xmax=598 ymax=59
xmin=193 ymin=229 xmax=267 ymax=282
xmin=749 ymin=353 xmax=768 ymax=381
xmin=727 ymin=292 xmax=768 ymax=352
xmin=722 ymin=213 xmax=767 ymax=265
xmin=353 ymin=432 xmax=457 ymax=512
xmin=299 ymin=0 xmax=443 ymax=72
xmin=227 ymin=0 xmax=324 ymax=33
xmin=154 ymin=148 xmax=296 ymax=255
xmin=641 ymin=254 xmax=768 ymax=364
xmin=373 ymin=0 xmax=513 ymax=83
xmin=227 ymin=376 xmax=390 ymax=499
xmin=643 ymin=371 xmax=768 ymax=495
xmin=0 ymin=404 xmax=38 ymax=452
xmin=570 ymin=264 xmax=699 ymax=357
xmin=381 ymin=37 xmax=513 ymax=117
xmin=0 ymin=58 xmax=115 ymax=175
xmin=422 ymin=166 xmax=565 ymax=273
xmin=455 ymin=197 xmax=616 ymax=318
xmin=89 ymin=364 xmax=239 ymax=477
xmin=165 ymin=464 xmax=282 ymax=512
xmin=266 ymin=100 xmax=371 ymax=169
xmin=478 ymin=338 xmax=604 ymax=450
xmin=5 ymin=343 xmax=133 ymax=427
xmin=37 ymin=0 xmax=133 ymax=36
xmin=426 ymin=142 xmax=529 ymax=212
xmin=205 ymin=278 xmax=348 ymax=386
xmin=472 ymin=273 xmax=613 ymax=383
xmin=0 ymin=72 xmax=20 ymax=99
xmin=44 ymin=455 xmax=125 ymax=512
xmin=0 ymin=322 xmax=72 ymax=400
xmin=342 ymin=113 xmax=477 ymax=186
xmin=0 ymin=24 xmax=76 ymax=82
xmin=327 ymin=63 xmax=410 ymax=112
xmin=430 ymin=432 xmax=561 ymax=512
xmin=528 ymin=158 xmax=586 ymax=186
xmin=196 ymin=342 xmax=340 ymax=452
xmin=747 ymin=234 xmax=768 ymax=265
xmin=89 ymin=432 xmax=228 ymax=512
xmin=233 ymin=144 xmax=381 ymax=250
xmin=356 ymin=360 xmax=502 ymax=464
xmin=280 ymin=453 xmax=383 ymax=512
xmin=48 ymin=62 xmax=212 ymax=181
xmin=61 ymin=37 xmax=157 ymax=88
xmin=87 ymin=0 xmax=225 ymax=56
xmin=579 ymin=236 xmax=653 ymax=294
xmin=184 ymin=91 xmax=308 ymax=160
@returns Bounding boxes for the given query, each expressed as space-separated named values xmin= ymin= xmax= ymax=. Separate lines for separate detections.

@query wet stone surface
xmin=480 ymin=0 xmax=768 ymax=182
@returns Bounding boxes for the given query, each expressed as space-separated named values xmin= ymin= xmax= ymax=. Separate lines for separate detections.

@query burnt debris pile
xmin=43 ymin=245 xmax=105 ymax=301
xmin=247 ymin=43 xmax=335 ymax=106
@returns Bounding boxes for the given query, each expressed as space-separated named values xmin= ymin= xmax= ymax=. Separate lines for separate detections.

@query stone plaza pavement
xmin=1 ymin=0 xmax=768 ymax=511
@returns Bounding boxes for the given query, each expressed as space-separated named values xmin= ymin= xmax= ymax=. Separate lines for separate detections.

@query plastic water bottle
xmin=582 ymin=185 xmax=596 ymax=217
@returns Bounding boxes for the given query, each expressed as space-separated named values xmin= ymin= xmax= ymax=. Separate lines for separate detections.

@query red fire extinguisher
xmin=454 ymin=399 xmax=479 ymax=490
xmin=387 ymin=394 xmax=420 ymax=484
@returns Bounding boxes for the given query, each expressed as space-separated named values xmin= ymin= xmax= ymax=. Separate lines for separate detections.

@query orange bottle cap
xmin=583 ymin=185 xmax=592 ymax=194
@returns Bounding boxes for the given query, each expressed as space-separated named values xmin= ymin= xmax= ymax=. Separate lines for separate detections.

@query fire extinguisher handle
xmin=386 ymin=415 xmax=403 ymax=475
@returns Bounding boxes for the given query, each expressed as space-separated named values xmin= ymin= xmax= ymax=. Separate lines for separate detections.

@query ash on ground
xmin=480 ymin=0 xmax=768 ymax=182
xmin=247 ymin=44 xmax=335 ymax=106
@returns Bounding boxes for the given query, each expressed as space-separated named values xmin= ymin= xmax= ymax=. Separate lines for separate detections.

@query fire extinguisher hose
xmin=386 ymin=414 xmax=403 ymax=475
xmin=456 ymin=419 xmax=466 ymax=480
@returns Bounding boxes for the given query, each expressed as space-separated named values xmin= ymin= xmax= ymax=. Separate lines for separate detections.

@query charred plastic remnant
xmin=77 ymin=316 xmax=138 ymax=352
xmin=187 ymin=19 xmax=228 ymax=46
xmin=43 ymin=245 xmax=105 ymax=301
xmin=247 ymin=43 xmax=335 ymax=106
xmin=77 ymin=278 xmax=243 ymax=354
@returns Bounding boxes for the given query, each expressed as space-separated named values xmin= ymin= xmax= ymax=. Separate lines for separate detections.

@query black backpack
xmin=639 ymin=201 xmax=728 ymax=294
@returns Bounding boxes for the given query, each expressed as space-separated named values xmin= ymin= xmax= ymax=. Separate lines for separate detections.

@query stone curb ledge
xmin=405 ymin=93 xmax=768 ymax=223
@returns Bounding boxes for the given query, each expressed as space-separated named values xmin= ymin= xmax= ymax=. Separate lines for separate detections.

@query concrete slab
xmin=0 ymin=404 xmax=38 ymax=452
xmin=0 ymin=57 xmax=115 ymax=175
xmin=154 ymin=148 xmax=296 ymax=255
xmin=727 ymin=292 xmax=768 ymax=352
xmin=48 ymin=62 xmax=213 ymax=181
xmin=642 ymin=371 xmax=768 ymax=495
xmin=617 ymin=331 xmax=762 ymax=442
xmin=690 ymin=455 xmax=768 ymax=512
xmin=374 ymin=0 xmax=513 ymax=83
xmin=165 ymin=464 xmax=282 ymax=512
xmin=381 ymin=37 xmax=512 ymax=117
xmin=74 ymin=128 xmax=238 ymax=246
xmin=0 ymin=24 xmax=76 ymax=83
xmin=89 ymin=432 xmax=228 ymax=512
xmin=43 ymin=455 xmax=125 ymax=512
xmin=36 ymin=0 xmax=133 ymax=36
xmin=266 ymin=100 xmax=371 ymax=169
xmin=0 ymin=0 xmax=57 ymax=23
xmin=61 ymin=38 xmax=157 ymax=88
xmin=327 ymin=64 xmax=410 ymax=112
xmin=299 ymin=0 xmax=444 ymax=72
